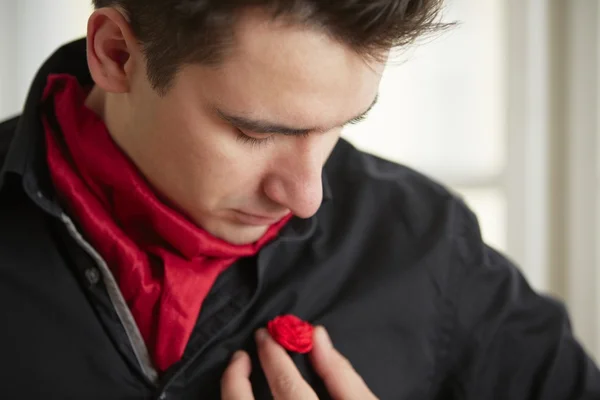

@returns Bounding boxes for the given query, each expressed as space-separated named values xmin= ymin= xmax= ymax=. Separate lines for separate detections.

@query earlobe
xmin=86 ymin=8 xmax=138 ymax=93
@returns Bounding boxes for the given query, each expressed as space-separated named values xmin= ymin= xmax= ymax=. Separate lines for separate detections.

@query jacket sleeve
xmin=444 ymin=203 xmax=600 ymax=400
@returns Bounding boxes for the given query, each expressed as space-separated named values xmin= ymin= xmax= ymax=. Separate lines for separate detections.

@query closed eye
xmin=235 ymin=130 xmax=274 ymax=147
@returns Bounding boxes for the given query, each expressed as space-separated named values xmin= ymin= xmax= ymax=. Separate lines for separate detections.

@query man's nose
xmin=262 ymin=140 xmax=324 ymax=219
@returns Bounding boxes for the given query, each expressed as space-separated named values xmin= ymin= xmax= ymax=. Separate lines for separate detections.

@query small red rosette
xmin=267 ymin=315 xmax=314 ymax=354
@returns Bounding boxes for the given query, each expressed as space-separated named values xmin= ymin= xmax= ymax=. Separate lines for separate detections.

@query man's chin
xmin=212 ymin=223 xmax=269 ymax=245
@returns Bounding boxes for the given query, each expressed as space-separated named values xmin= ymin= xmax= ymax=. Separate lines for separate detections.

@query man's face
xmin=117 ymin=11 xmax=385 ymax=244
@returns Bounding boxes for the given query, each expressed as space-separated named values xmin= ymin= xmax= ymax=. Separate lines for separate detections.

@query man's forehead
xmin=174 ymin=10 xmax=385 ymax=133
xmin=186 ymin=56 xmax=382 ymax=135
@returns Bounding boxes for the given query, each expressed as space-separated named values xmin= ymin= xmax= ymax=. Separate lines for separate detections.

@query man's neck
xmin=84 ymin=84 xmax=127 ymax=151
xmin=84 ymin=85 xmax=106 ymax=120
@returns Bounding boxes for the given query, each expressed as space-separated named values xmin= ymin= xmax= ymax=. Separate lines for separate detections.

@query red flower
xmin=267 ymin=315 xmax=314 ymax=354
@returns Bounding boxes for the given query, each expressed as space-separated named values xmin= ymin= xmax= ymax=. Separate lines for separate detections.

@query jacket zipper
xmin=60 ymin=213 xmax=159 ymax=385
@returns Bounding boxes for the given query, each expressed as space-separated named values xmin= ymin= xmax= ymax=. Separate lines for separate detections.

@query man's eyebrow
xmin=216 ymin=94 xmax=379 ymax=136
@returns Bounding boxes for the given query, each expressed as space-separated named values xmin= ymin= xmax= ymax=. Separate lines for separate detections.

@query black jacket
xmin=1 ymin=39 xmax=599 ymax=400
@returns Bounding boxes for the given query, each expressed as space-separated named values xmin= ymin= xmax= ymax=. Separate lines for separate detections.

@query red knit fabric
xmin=267 ymin=315 xmax=314 ymax=353
xmin=42 ymin=74 xmax=291 ymax=372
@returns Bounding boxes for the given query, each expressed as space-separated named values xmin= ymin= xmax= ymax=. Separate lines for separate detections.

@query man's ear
xmin=86 ymin=8 xmax=140 ymax=93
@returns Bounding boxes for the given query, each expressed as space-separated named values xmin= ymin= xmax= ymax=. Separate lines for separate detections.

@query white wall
xmin=0 ymin=2 xmax=17 ymax=117
xmin=564 ymin=0 xmax=600 ymax=360
xmin=343 ymin=0 xmax=509 ymax=255
xmin=0 ymin=0 xmax=91 ymax=118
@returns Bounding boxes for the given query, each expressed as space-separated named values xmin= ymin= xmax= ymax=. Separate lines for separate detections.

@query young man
xmin=0 ymin=0 xmax=598 ymax=399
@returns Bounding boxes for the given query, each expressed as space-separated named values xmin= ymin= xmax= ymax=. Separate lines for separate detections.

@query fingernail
xmin=255 ymin=328 xmax=269 ymax=343
xmin=316 ymin=326 xmax=332 ymax=349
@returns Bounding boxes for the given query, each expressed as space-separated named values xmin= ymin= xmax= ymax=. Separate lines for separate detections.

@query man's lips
xmin=232 ymin=210 xmax=289 ymax=226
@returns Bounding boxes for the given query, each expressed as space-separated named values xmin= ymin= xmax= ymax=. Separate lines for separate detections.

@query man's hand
xmin=221 ymin=326 xmax=378 ymax=399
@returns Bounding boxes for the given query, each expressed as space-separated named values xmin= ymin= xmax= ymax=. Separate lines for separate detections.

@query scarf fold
xmin=42 ymin=74 xmax=290 ymax=372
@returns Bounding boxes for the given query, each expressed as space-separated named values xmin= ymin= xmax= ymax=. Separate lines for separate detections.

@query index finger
xmin=255 ymin=329 xmax=317 ymax=400
xmin=221 ymin=351 xmax=255 ymax=400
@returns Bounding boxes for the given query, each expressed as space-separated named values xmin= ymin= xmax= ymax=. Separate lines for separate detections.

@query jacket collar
xmin=0 ymin=39 xmax=92 ymax=215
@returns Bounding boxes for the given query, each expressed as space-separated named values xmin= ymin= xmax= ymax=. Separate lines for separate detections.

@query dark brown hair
xmin=92 ymin=0 xmax=448 ymax=94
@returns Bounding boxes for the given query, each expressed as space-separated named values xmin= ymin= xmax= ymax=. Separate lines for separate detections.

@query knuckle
xmin=335 ymin=353 xmax=353 ymax=370
xmin=273 ymin=372 xmax=298 ymax=394
xmin=335 ymin=354 xmax=366 ymax=383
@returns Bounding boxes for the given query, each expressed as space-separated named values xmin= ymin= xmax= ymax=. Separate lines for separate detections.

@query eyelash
xmin=235 ymin=130 xmax=311 ymax=148
xmin=234 ymin=114 xmax=367 ymax=148
xmin=348 ymin=114 xmax=367 ymax=125
xmin=235 ymin=130 xmax=276 ymax=148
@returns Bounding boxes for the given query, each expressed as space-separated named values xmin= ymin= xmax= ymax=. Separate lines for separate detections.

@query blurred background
xmin=0 ymin=0 xmax=598 ymax=360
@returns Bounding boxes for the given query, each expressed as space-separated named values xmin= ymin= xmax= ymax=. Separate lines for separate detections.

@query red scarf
xmin=42 ymin=74 xmax=290 ymax=372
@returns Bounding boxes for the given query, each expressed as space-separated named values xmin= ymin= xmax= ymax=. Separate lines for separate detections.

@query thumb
xmin=310 ymin=326 xmax=378 ymax=400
